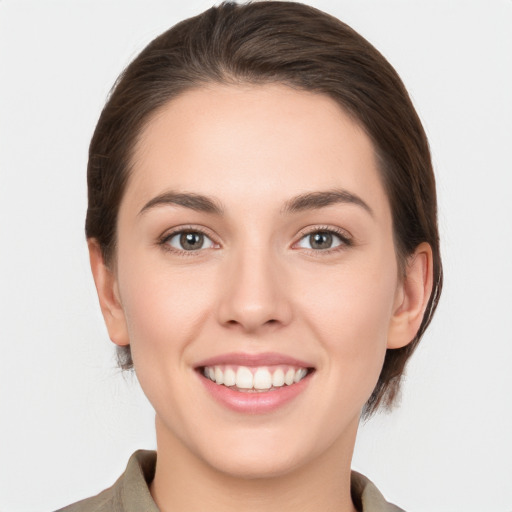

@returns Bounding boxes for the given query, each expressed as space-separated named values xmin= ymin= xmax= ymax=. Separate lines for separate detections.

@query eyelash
xmin=294 ymin=225 xmax=353 ymax=254
xmin=158 ymin=225 xmax=352 ymax=256
xmin=158 ymin=225 xmax=219 ymax=257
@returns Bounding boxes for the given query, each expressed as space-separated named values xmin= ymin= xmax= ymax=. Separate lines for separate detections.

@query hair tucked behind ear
xmin=86 ymin=1 xmax=442 ymax=418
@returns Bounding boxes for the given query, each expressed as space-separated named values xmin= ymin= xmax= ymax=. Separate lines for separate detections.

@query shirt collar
xmin=121 ymin=450 xmax=404 ymax=512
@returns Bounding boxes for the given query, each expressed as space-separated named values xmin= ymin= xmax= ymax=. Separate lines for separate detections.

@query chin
xmin=189 ymin=421 xmax=336 ymax=481
xmin=203 ymin=445 xmax=305 ymax=480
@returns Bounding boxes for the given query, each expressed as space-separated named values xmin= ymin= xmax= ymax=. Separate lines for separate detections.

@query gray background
xmin=1 ymin=1 xmax=511 ymax=511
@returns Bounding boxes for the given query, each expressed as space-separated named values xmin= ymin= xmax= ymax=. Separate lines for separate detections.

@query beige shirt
xmin=56 ymin=450 xmax=405 ymax=512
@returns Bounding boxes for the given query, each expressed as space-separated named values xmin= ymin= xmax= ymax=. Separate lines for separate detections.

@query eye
xmin=295 ymin=230 xmax=349 ymax=251
xmin=164 ymin=230 xmax=216 ymax=251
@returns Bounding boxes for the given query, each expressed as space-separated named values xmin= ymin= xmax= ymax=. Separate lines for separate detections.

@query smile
xmin=195 ymin=354 xmax=315 ymax=414
xmin=202 ymin=365 xmax=309 ymax=392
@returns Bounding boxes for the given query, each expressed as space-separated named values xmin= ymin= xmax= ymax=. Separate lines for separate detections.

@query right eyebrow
xmin=281 ymin=189 xmax=374 ymax=217
xmin=138 ymin=191 xmax=224 ymax=217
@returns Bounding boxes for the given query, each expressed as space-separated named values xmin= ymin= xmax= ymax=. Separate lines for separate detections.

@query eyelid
xmin=157 ymin=224 xmax=352 ymax=255
xmin=158 ymin=225 xmax=221 ymax=254
xmin=292 ymin=225 xmax=353 ymax=252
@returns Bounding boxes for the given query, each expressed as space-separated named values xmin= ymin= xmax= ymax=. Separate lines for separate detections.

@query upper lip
xmin=195 ymin=352 xmax=314 ymax=369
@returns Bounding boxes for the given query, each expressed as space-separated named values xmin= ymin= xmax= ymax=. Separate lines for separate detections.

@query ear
xmin=387 ymin=242 xmax=434 ymax=349
xmin=88 ymin=239 xmax=130 ymax=347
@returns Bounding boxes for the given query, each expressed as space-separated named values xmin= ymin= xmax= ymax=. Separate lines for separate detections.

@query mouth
xmin=194 ymin=353 xmax=315 ymax=413
xmin=199 ymin=364 xmax=314 ymax=393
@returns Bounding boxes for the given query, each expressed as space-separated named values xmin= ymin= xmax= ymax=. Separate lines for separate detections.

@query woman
xmin=59 ymin=1 xmax=441 ymax=511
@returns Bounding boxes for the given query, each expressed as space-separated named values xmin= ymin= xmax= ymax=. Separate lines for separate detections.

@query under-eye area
xmin=198 ymin=365 xmax=316 ymax=392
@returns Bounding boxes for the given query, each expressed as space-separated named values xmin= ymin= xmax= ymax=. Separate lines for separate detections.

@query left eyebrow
xmin=281 ymin=189 xmax=374 ymax=217
xmin=138 ymin=191 xmax=224 ymax=216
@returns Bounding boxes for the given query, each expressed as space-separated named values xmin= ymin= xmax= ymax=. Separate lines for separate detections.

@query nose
xmin=216 ymin=244 xmax=293 ymax=333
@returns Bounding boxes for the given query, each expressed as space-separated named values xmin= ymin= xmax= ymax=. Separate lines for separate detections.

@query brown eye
xmin=166 ymin=231 xmax=215 ymax=251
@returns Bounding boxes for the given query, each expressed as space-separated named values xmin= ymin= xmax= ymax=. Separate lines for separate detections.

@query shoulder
xmin=351 ymin=471 xmax=406 ymax=512
xmin=56 ymin=452 xmax=403 ymax=512
xmin=54 ymin=484 xmax=117 ymax=512
xmin=54 ymin=450 xmax=158 ymax=512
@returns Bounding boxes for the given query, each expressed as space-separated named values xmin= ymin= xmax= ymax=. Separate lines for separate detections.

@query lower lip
xmin=197 ymin=371 xmax=313 ymax=414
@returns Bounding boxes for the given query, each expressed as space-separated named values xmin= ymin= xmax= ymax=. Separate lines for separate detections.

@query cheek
xmin=297 ymin=252 xmax=398 ymax=392
xmin=115 ymin=256 xmax=220 ymax=427
xmin=116 ymin=253 xmax=216 ymax=364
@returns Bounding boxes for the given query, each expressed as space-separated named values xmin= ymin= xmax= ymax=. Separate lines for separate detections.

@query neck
xmin=150 ymin=416 xmax=359 ymax=512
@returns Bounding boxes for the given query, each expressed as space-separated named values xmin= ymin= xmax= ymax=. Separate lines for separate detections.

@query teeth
xmin=203 ymin=365 xmax=309 ymax=391
xmin=214 ymin=366 xmax=224 ymax=385
xmin=253 ymin=368 xmax=272 ymax=390
xmin=285 ymin=368 xmax=295 ymax=386
xmin=224 ymin=367 xmax=236 ymax=387
xmin=294 ymin=368 xmax=307 ymax=383
xmin=272 ymin=368 xmax=285 ymax=387
xmin=236 ymin=367 xmax=253 ymax=389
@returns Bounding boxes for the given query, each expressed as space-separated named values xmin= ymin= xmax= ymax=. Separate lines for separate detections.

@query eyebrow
xmin=281 ymin=189 xmax=374 ymax=217
xmin=138 ymin=188 xmax=373 ymax=217
xmin=139 ymin=192 xmax=224 ymax=216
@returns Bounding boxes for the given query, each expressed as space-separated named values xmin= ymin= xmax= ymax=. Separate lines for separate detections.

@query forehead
xmin=126 ymin=83 xmax=389 ymax=217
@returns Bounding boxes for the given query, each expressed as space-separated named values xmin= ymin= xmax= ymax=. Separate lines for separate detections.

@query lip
xmin=195 ymin=352 xmax=315 ymax=414
xmin=195 ymin=351 xmax=313 ymax=368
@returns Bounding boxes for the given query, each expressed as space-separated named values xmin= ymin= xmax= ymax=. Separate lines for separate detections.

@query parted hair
xmin=86 ymin=0 xmax=442 ymax=418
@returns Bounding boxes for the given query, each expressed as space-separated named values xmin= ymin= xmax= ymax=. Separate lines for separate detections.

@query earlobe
xmin=87 ymin=239 xmax=130 ymax=347
xmin=387 ymin=242 xmax=434 ymax=349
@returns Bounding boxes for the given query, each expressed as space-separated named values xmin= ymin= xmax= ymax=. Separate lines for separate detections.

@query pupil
xmin=181 ymin=232 xmax=203 ymax=250
xmin=310 ymin=232 xmax=332 ymax=250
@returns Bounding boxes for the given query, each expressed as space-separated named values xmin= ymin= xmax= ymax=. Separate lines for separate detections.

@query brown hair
xmin=86 ymin=0 xmax=442 ymax=418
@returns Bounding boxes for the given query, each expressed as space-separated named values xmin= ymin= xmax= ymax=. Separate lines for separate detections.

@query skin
xmin=89 ymin=84 xmax=433 ymax=512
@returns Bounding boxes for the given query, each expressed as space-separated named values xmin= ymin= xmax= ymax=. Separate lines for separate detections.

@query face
xmin=101 ymin=84 xmax=408 ymax=478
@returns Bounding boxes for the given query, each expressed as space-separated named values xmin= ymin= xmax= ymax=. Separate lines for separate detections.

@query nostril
xmin=223 ymin=317 xmax=280 ymax=329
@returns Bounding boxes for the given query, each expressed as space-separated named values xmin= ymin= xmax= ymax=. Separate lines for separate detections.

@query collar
xmin=108 ymin=450 xmax=405 ymax=512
